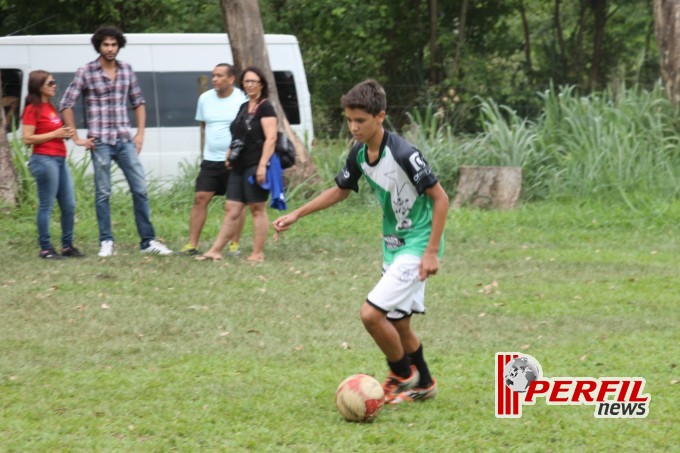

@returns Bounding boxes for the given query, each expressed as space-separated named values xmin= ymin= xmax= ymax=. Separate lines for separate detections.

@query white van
xmin=0 ymin=33 xmax=314 ymax=181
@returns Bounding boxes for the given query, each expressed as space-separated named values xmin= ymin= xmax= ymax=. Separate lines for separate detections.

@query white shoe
xmin=141 ymin=239 xmax=173 ymax=255
xmin=98 ymin=240 xmax=114 ymax=257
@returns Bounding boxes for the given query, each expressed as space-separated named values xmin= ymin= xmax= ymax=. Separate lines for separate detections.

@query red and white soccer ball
xmin=335 ymin=374 xmax=385 ymax=422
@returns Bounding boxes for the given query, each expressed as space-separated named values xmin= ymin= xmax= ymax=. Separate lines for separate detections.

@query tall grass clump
xmin=539 ymin=84 xmax=680 ymax=203
xmin=404 ymin=102 xmax=554 ymax=200
xmin=403 ymin=106 xmax=462 ymax=196
xmin=403 ymin=84 xmax=680 ymax=207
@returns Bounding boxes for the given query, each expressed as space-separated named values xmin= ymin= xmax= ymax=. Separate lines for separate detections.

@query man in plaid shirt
xmin=60 ymin=26 xmax=172 ymax=257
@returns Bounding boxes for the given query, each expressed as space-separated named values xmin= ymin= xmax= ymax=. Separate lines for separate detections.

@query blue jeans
xmin=29 ymin=154 xmax=76 ymax=250
xmin=92 ymin=139 xmax=155 ymax=249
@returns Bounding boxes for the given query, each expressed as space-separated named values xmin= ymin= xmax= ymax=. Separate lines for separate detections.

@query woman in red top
xmin=22 ymin=70 xmax=84 ymax=259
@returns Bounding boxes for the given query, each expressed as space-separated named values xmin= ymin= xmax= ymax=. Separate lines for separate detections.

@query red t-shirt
xmin=22 ymin=103 xmax=67 ymax=157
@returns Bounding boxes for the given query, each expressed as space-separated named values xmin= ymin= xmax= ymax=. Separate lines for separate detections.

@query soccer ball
xmin=335 ymin=374 xmax=385 ymax=422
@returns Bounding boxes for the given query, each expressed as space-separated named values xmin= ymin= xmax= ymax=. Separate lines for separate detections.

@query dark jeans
xmin=92 ymin=139 xmax=156 ymax=249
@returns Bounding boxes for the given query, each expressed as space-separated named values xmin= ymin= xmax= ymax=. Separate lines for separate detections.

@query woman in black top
xmin=198 ymin=66 xmax=277 ymax=262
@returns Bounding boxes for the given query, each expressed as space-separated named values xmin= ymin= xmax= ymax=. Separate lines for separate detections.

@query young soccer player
xmin=272 ymin=79 xmax=448 ymax=403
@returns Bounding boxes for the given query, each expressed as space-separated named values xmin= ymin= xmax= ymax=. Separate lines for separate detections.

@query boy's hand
xmin=419 ymin=251 xmax=439 ymax=281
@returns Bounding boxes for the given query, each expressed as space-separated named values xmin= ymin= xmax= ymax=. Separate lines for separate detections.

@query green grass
xmin=1 ymin=196 xmax=679 ymax=451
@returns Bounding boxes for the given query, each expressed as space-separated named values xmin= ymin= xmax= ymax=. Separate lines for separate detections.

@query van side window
xmin=2 ymin=68 xmax=22 ymax=133
xmin=274 ymin=71 xmax=300 ymax=125
xmin=156 ymin=72 xmax=205 ymax=127
xmin=43 ymin=71 xmax=302 ymax=130
xmin=134 ymin=72 xmax=158 ymax=128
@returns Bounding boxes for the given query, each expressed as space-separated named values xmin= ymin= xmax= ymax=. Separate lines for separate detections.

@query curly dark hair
xmin=341 ymin=79 xmax=387 ymax=115
xmin=239 ymin=66 xmax=269 ymax=100
xmin=91 ymin=26 xmax=126 ymax=53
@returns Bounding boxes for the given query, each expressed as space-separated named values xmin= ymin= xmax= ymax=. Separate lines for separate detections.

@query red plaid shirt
xmin=59 ymin=59 xmax=145 ymax=145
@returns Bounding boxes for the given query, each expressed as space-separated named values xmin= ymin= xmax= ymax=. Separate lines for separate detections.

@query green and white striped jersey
xmin=335 ymin=131 xmax=443 ymax=264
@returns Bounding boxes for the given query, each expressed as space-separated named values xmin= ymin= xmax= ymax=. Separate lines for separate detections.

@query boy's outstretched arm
xmin=419 ymin=182 xmax=449 ymax=280
xmin=273 ymin=186 xmax=351 ymax=235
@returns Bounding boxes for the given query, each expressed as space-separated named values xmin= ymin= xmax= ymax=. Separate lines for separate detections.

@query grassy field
xmin=1 ymin=195 xmax=678 ymax=451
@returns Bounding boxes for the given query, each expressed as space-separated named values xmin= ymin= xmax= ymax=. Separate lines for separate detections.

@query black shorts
xmin=227 ymin=165 xmax=270 ymax=204
xmin=195 ymin=160 xmax=229 ymax=196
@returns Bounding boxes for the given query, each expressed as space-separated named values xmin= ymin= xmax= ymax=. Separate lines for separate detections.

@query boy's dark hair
xmin=340 ymin=79 xmax=387 ymax=115
xmin=91 ymin=26 xmax=127 ymax=52
xmin=239 ymin=66 xmax=269 ymax=99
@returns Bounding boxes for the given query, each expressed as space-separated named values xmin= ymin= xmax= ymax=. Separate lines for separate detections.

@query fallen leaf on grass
xmin=294 ymin=345 xmax=304 ymax=351
xmin=100 ymin=304 xmax=110 ymax=310
xmin=341 ymin=341 xmax=350 ymax=350
xmin=75 ymin=305 xmax=87 ymax=310
xmin=671 ymin=379 xmax=678 ymax=385
xmin=219 ymin=331 xmax=230 ymax=337
xmin=479 ymin=281 xmax=499 ymax=295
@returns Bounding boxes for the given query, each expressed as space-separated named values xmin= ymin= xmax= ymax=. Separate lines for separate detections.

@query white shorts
xmin=367 ymin=254 xmax=426 ymax=320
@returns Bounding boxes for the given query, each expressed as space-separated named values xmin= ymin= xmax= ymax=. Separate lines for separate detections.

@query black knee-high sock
xmin=387 ymin=354 xmax=412 ymax=378
xmin=408 ymin=344 xmax=433 ymax=387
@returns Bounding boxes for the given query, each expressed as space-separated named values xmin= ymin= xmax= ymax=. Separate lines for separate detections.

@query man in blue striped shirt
xmin=60 ymin=26 xmax=172 ymax=257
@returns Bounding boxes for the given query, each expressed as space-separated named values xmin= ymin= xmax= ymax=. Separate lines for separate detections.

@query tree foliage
xmin=0 ymin=0 xmax=660 ymax=135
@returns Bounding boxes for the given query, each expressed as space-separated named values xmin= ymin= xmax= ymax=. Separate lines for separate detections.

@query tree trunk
xmin=429 ymin=0 xmax=439 ymax=83
xmin=220 ymin=0 xmax=320 ymax=186
xmin=519 ymin=0 xmax=532 ymax=75
xmin=554 ymin=0 xmax=568 ymax=73
xmin=451 ymin=0 xmax=469 ymax=81
xmin=452 ymin=166 xmax=522 ymax=210
xmin=575 ymin=0 xmax=588 ymax=86
xmin=0 ymin=71 xmax=20 ymax=208
xmin=588 ymin=0 xmax=608 ymax=90
xmin=654 ymin=0 xmax=680 ymax=105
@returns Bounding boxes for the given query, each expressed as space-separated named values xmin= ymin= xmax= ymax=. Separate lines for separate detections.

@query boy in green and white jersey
xmin=273 ymin=80 xmax=448 ymax=403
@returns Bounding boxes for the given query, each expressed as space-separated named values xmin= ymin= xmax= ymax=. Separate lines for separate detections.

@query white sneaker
xmin=141 ymin=239 xmax=173 ymax=255
xmin=98 ymin=240 xmax=114 ymax=257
